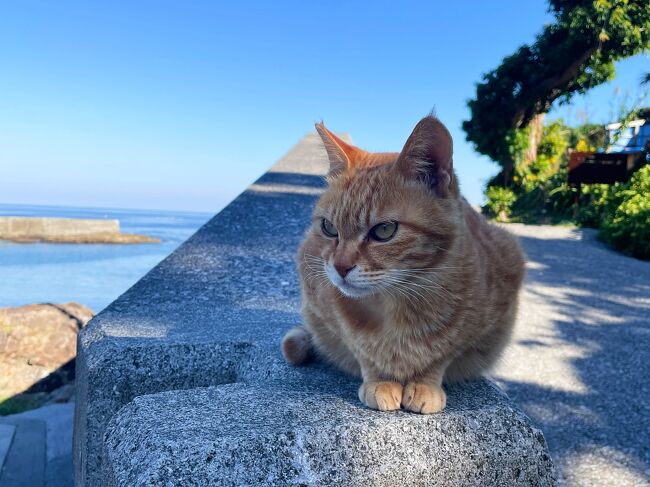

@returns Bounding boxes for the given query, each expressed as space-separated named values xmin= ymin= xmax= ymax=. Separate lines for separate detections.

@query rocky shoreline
xmin=0 ymin=303 xmax=93 ymax=415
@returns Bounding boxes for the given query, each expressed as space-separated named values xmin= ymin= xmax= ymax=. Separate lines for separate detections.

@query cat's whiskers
xmin=382 ymin=281 xmax=420 ymax=309
xmin=302 ymin=254 xmax=458 ymax=302
xmin=303 ymin=254 xmax=325 ymax=265
xmin=391 ymin=284 xmax=418 ymax=305
xmin=302 ymin=254 xmax=333 ymax=290
xmin=385 ymin=278 xmax=430 ymax=303
xmin=356 ymin=272 xmax=385 ymax=284
xmin=304 ymin=271 xmax=329 ymax=290
xmin=389 ymin=269 xmax=456 ymax=297
xmin=380 ymin=275 xmax=426 ymax=301
xmin=391 ymin=280 xmax=454 ymax=302
xmin=382 ymin=271 xmax=455 ymax=303
xmin=393 ymin=265 xmax=472 ymax=273
xmin=377 ymin=279 xmax=411 ymax=304
xmin=361 ymin=270 xmax=387 ymax=276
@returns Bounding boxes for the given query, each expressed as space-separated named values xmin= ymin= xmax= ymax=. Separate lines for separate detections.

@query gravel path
xmin=494 ymin=224 xmax=650 ymax=487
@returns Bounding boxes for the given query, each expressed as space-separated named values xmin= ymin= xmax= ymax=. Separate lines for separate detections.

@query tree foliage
xmin=463 ymin=0 xmax=650 ymax=181
xmin=484 ymin=186 xmax=517 ymax=221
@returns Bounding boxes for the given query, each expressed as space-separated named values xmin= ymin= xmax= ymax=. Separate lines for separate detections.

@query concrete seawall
xmin=74 ymin=134 xmax=556 ymax=486
xmin=0 ymin=217 xmax=120 ymax=238
xmin=0 ymin=217 xmax=159 ymax=244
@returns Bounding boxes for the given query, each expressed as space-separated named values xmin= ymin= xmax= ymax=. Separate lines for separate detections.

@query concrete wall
xmin=74 ymin=134 xmax=556 ymax=486
xmin=0 ymin=217 xmax=119 ymax=238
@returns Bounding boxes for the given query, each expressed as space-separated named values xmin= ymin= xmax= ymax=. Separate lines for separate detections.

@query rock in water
xmin=0 ymin=216 xmax=160 ymax=244
xmin=0 ymin=303 xmax=94 ymax=414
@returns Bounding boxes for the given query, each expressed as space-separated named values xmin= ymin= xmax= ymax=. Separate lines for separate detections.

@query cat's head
xmin=306 ymin=115 xmax=461 ymax=299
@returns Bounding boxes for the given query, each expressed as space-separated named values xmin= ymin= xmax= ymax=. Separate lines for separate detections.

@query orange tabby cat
xmin=281 ymin=115 xmax=525 ymax=414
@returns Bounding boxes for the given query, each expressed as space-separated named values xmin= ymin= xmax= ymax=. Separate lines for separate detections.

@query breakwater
xmin=0 ymin=217 xmax=159 ymax=244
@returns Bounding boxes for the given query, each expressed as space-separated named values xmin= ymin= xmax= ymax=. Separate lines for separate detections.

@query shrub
xmin=575 ymin=184 xmax=621 ymax=228
xmin=507 ymin=167 xmax=576 ymax=224
xmin=599 ymin=166 xmax=650 ymax=260
xmin=484 ymin=186 xmax=517 ymax=222
xmin=542 ymin=169 xmax=576 ymax=221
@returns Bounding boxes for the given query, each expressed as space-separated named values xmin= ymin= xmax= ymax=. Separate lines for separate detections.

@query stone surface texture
xmin=103 ymin=383 xmax=552 ymax=487
xmin=74 ymin=133 xmax=556 ymax=486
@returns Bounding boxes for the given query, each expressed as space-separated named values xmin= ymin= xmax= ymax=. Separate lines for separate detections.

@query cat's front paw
xmin=402 ymin=383 xmax=446 ymax=414
xmin=358 ymin=381 xmax=402 ymax=411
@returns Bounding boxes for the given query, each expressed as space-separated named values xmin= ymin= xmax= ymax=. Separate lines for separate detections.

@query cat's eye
xmin=369 ymin=221 xmax=398 ymax=242
xmin=321 ymin=218 xmax=338 ymax=238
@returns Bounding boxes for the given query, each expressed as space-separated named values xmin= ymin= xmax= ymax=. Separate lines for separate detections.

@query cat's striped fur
xmin=282 ymin=116 xmax=525 ymax=414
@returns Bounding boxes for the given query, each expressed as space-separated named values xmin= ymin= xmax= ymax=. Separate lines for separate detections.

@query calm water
xmin=0 ymin=204 xmax=212 ymax=313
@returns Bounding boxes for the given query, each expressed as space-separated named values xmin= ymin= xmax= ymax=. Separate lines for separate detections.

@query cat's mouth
xmin=324 ymin=264 xmax=376 ymax=298
xmin=335 ymin=281 xmax=374 ymax=298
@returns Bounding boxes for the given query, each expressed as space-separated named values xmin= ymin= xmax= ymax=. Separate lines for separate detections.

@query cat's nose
xmin=334 ymin=263 xmax=356 ymax=278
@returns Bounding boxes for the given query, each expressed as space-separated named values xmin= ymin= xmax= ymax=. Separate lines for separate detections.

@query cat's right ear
xmin=315 ymin=122 xmax=363 ymax=177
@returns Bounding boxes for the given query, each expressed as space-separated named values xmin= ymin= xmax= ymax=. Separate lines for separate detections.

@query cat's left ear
xmin=396 ymin=115 xmax=456 ymax=197
xmin=315 ymin=122 xmax=365 ymax=177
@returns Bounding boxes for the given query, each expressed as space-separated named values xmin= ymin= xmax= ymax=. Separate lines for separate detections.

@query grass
xmin=0 ymin=315 xmax=14 ymax=334
xmin=0 ymin=393 xmax=47 ymax=416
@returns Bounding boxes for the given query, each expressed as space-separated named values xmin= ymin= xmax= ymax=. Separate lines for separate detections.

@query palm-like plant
xmin=642 ymin=72 xmax=650 ymax=85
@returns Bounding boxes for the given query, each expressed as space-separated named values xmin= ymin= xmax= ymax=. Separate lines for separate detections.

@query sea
xmin=0 ymin=204 xmax=213 ymax=313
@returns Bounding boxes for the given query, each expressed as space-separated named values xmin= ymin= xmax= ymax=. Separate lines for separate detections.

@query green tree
xmin=463 ymin=0 xmax=650 ymax=185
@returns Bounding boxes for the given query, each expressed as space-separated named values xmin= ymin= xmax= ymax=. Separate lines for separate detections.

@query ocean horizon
xmin=0 ymin=203 xmax=213 ymax=313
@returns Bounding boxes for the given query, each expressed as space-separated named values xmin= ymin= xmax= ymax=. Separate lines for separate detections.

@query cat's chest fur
xmin=337 ymin=298 xmax=450 ymax=381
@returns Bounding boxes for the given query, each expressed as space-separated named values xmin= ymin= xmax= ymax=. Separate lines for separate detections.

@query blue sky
xmin=1 ymin=1 xmax=648 ymax=212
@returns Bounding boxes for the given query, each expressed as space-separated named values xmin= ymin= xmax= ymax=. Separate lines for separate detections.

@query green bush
xmin=506 ymin=168 xmax=576 ymax=224
xmin=0 ymin=394 xmax=46 ymax=415
xmin=539 ymin=167 xmax=576 ymax=222
xmin=484 ymin=186 xmax=517 ymax=221
xmin=575 ymin=183 xmax=621 ymax=228
xmin=599 ymin=166 xmax=650 ymax=260
xmin=484 ymin=164 xmax=650 ymax=260
xmin=480 ymin=109 xmax=649 ymax=258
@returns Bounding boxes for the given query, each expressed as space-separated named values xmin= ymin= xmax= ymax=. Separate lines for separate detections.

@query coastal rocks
xmin=0 ymin=303 xmax=94 ymax=414
xmin=0 ymin=217 xmax=160 ymax=244
xmin=9 ymin=233 xmax=161 ymax=244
